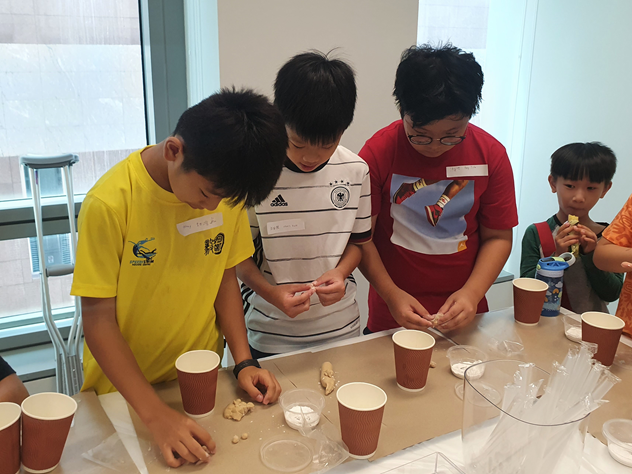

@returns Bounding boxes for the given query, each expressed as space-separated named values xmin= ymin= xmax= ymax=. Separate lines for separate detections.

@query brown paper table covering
xmin=57 ymin=307 xmax=632 ymax=472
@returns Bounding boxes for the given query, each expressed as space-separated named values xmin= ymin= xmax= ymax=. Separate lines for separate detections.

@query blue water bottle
xmin=535 ymin=253 xmax=575 ymax=316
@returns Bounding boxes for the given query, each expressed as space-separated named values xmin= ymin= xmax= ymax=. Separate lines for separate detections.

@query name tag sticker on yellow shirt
xmin=446 ymin=164 xmax=488 ymax=178
xmin=177 ymin=213 xmax=223 ymax=237
xmin=267 ymin=218 xmax=305 ymax=236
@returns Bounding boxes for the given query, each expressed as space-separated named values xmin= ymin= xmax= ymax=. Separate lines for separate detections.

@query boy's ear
xmin=601 ymin=181 xmax=613 ymax=198
xmin=164 ymin=136 xmax=184 ymax=163
xmin=548 ymin=175 xmax=557 ymax=193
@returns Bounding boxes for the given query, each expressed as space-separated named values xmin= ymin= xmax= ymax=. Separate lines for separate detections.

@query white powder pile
xmin=284 ymin=405 xmax=320 ymax=430
xmin=451 ymin=360 xmax=484 ymax=379
xmin=565 ymin=326 xmax=582 ymax=343
xmin=608 ymin=443 xmax=632 ymax=467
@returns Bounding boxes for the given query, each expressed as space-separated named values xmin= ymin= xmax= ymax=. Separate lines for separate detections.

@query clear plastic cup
xmin=278 ymin=388 xmax=325 ymax=430
xmin=602 ymin=419 xmax=632 ymax=467
xmin=383 ymin=451 xmax=465 ymax=473
xmin=446 ymin=345 xmax=488 ymax=379
xmin=462 ymin=360 xmax=589 ymax=474
xmin=562 ymin=314 xmax=582 ymax=343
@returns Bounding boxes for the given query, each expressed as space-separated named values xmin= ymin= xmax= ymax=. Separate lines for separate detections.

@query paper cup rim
xmin=512 ymin=277 xmax=548 ymax=292
xmin=21 ymin=392 xmax=77 ymax=421
xmin=0 ymin=401 xmax=21 ymax=431
xmin=581 ymin=312 xmax=625 ymax=331
xmin=392 ymin=329 xmax=436 ymax=351
xmin=336 ymin=382 xmax=387 ymax=411
xmin=175 ymin=350 xmax=221 ymax=374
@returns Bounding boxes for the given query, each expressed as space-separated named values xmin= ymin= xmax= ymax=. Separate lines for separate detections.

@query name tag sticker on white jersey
xmin=267 ymin=218 xmax=305 ymax=236
xmin=446 ymin=164 xmax=488 ymax=178
xmin=177 ymin=213 xmax=224 ymax=237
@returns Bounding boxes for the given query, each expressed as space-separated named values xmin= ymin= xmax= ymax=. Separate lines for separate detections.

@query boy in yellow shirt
xmin=71 ymin=89 xmax=287 ymax=467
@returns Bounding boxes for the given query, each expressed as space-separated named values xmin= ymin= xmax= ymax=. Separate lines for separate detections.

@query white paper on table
xmin=99 ymin=391 xmax=149 ymax=474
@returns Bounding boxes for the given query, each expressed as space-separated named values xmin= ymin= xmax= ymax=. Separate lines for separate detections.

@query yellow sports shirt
xmin=71 ymin=147 xmax=254 ymax=394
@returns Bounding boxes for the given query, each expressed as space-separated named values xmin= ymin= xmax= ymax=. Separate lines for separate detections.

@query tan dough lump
xmin=568 ymin=214 xmax=580 ymax=257
xmin=432 ymin=312 xmax=444 ymax=328
xmin=320 ymin=361 xmax=335 ymax=395
xmin=232 ymin=435 xmax=239 ymax=444
xmin=223 ymin=399 xmax=255 ymax=421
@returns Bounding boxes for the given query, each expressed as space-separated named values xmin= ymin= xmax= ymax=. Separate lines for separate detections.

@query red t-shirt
xmin=359 ymin=120 xmax=518 ymax=332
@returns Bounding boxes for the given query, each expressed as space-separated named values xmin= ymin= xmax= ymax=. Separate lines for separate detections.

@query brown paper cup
xmin=392 ymin=330 xmax=435 ymax=391
xmin=337 ymin=382 xmax=387 ymax=459
xmin=21 ymin=392 xmax=77 ymax=473
xmin=176 ymin=350 xmax=220 ymax=418
xmin=0 ymin=402 xmax=21 ymax=474
xmin=513 ymin=278 xmax=548 ymax=326
xmin=581 ymin=312 xmax=625 ymax=366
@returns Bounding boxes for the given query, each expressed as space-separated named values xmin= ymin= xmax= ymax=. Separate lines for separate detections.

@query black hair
xmin=394 ymin=43 xmax=483 ymax=127
xmin=274 ymin=50 xmax=356 ymax=145
xmin=550 ymin=142 xmax=617 ymax=184
xmin=173 ymin=87 xmax=288 ymax=207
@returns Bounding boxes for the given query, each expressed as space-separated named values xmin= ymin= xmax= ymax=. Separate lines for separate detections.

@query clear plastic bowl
xmin=278 ymin=388 xmax=325 ymax=430
xmin=562 ymin=314 xmax=582 ymax=343
xmin=602 ymin=418 xmax=632 ymax=467
xmin=446 ymin=345 xmax=488 ymax=379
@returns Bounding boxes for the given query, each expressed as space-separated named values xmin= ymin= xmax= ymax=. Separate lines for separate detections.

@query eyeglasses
xmin=407 ymin=134 xmax=467 ymax=146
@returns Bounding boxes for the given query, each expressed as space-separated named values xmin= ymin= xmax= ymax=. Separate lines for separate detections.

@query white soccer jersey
xmin=243 ymin=146 xmax=372 ymax=354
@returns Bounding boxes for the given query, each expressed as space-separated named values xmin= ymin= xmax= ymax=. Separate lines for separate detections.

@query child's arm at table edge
xmin=215 ymin=265 xmax=281 ymax=404
xmin=82 ymin=296 xmax=215 ymax=467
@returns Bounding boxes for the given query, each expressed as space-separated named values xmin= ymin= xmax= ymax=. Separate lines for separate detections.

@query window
xmin=0 ymin=0 xmax=147 ymax=336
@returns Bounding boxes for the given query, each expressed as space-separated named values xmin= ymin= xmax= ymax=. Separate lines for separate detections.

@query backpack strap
xmin=534 ymin=221 xmax=556 ymax=257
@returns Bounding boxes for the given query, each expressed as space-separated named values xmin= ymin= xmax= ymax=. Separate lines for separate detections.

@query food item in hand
xmin=232 ymin=435 xmax=239 ymax=444
xmin=223 ymin=399 xmax=255 ymax=421
xmin=432 ymin=313 xmax=444 ymax=328
xmin=568 ymin=214 xmax=580 ymax=256
xmin=241 ymin=432 xmax=249 ymax=440
xmin=320 ymin=361 xmax=335 ymax=395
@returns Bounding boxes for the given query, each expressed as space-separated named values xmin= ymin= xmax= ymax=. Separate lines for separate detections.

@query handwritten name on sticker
xmin=267 ymin=219 xmax=305 ymax=236
xmin=446 ymin=164 xmax=488 ymax=178
xmin=177 ymin=213 xmax=223 ymax=237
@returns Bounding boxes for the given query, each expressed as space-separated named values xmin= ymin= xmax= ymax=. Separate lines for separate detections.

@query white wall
xmin=217 ymin=0 xmax=419 ymax=327
xmin=509 ymin=0 xmax=632 ymax=285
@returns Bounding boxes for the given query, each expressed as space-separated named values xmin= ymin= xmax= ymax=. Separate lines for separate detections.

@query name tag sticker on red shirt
xmin=267 ymin=218 xmax=305 ymax=236
xmin=446 ymin=164 xmax=488 ymax=178
xmin=177 ymin=213 xmax=223 ymax=237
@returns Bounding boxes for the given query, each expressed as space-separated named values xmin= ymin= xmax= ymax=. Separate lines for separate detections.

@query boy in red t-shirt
xmin=358 ymin=43 xmax=518 ymax=333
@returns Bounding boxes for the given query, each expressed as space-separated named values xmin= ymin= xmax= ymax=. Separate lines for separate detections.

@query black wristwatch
xmin=233 ymin=358 xmax=261 ymax=379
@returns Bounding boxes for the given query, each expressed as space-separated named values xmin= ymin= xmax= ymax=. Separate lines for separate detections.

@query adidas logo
xmin=270 ymin=194 xmax=288 ymax=207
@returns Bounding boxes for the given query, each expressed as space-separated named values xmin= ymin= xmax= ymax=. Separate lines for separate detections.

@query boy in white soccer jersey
xmin=236 ymin=51 xmax=371 ymax=357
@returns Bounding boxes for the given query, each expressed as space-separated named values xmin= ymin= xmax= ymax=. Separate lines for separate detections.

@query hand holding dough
xmin=320 ymin=361 xmax=335 ymax=395
xmin=223 ymin=399 xmax=255 ymax=421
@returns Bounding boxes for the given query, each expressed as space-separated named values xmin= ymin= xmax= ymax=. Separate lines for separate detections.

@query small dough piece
xmin=320 ymin=361 xmax=335 ymax=395
xmin=432 ymin=313 xmax=444 ymax=328
xmin=232 ymin=435 xmax=239 ymax=444
xmin=241 ymin=433 xmax=249 ymax=440
xmin=223 ymin=399 xmax=255 ymax=421
xmin=568 ymin=214 xmax=580 ymax=257
xmin=430 ymin=360 xmax=437 ymax=368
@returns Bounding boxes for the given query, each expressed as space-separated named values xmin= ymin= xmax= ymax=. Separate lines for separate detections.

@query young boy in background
xmin=71 ymin=89 xmax=287 ymax=467
xmin=237 ymin=52 xmax=371 ymax=358
xmin=595 ymin=193 xmax=632 ymax=335
xmin=521 ymin=142 xmax=623 ymax=314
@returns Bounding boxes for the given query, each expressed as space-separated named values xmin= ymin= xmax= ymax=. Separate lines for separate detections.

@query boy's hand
xmin=435 ymin=288 xmax=479 ymax=332
xmin=554 ymin=222 xmax=578 ymax=256
xmin=268 ymin=284 xmax=315 ymax=318
xmin=384 ymin=288 xmax=433 ymax=330
xmin=313 ymin=269 xmax=346 ymax=306
xmin=237 ymin=366 xmax=282 ymax=405
xmin=622 ymin=262 xmax=632 ymax=271
xmin=576 ymin=224 xmax=598 ymax=254
xmin=144 ymin=403 xmax=215 ymax=468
